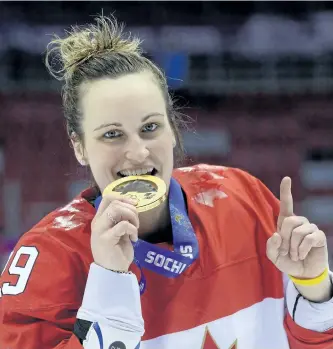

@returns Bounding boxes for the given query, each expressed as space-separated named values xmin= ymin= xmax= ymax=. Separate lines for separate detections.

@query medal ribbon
xmin=94 ymin=177 xmax=199 ymax=294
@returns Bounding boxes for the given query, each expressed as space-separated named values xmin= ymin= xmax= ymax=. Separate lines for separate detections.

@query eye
xmin=103 ymin=130 xmax=123 ymax=139
xmin=141 ymin=122 xmax=159 ymax=133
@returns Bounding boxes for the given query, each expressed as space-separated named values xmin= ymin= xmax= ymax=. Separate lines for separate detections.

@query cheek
xmin=150 ymin=141 xmax=174 ymax=176
xmin=150 ymin=135 xmax=174 ymax=158
xmin=85 ymin=140 xmax=121 ymax=170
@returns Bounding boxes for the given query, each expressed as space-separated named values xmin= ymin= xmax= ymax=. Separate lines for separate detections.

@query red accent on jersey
xmin=202 ymin=327 xmax=221 ymax=349
xmin=284 ymin=313 xmax=333 ymax=349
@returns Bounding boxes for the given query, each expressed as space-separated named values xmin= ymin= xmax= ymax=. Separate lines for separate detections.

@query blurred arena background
xmin=1 ymin=1 xmax=333 ymax=268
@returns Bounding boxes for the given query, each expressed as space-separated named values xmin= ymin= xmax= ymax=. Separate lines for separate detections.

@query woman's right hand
xmin=91 ymin=194 xmax=139 ymax=272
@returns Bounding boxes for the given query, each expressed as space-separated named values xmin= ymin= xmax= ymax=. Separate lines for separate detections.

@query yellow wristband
xmin=289 ymin=267 xmax=329 ymax=286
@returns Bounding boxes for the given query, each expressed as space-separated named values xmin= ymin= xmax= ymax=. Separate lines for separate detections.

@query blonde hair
xmin=45 ymin=14 xmax=186 ymax=161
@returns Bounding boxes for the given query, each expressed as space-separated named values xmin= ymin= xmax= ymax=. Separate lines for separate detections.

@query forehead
xmin=79 ymin=72 xmax=166 ymax=124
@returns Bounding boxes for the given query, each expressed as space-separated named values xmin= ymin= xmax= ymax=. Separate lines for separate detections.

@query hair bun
xmin=45 ymin=15 xmax=142 ymax=81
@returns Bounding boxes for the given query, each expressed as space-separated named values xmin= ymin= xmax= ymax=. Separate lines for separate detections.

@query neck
xmin=138 ymin=199 xmax=171 ymax=238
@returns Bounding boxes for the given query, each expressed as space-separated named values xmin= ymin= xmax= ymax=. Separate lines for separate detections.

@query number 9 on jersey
xmin=0 ymin=246 xmax=39 ymax=297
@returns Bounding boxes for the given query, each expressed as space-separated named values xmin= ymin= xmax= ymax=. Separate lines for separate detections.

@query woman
xmin=0 ymin=15 xmax=332 ymax=349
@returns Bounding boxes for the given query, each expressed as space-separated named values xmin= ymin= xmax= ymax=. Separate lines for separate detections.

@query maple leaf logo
xmin=201 ymin=327 xmax=237 ymax=349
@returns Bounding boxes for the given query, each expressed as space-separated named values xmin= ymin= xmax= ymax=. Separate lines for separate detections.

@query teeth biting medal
xmin=103 ymin=175 xmax=167 ymax=212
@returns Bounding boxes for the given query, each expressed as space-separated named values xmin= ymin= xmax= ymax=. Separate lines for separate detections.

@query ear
xmin=70 ymin=133 xmax=88 ymax=166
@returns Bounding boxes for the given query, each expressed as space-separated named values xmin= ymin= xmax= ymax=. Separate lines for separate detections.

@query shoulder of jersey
xmin=18 ymin=190 xmax=94 ymax=247
xmin=173 ymin=164 xmax=255 ymax=187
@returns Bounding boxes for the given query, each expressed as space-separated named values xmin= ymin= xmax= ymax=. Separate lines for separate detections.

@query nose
xmin=124 ymin=136 xmax=149 ymax=163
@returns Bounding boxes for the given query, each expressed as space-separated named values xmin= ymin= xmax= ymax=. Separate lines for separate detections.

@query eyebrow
xmin=93 ymin=113 xmax=164 ymax=131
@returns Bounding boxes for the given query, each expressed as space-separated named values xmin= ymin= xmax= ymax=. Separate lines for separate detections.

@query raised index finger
xmin=279 ymin=176 xmax=293 ymax=218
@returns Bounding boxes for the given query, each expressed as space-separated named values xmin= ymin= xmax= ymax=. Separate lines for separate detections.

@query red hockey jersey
xmin=1 ymin=165 xmax=333 ymax=349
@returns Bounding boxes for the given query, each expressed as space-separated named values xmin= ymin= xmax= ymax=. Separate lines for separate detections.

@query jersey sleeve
xmin=0 ymin=231 xmax=86 ymax=349
xmin=76 ymin=263 xmax=144 ymax=349
xmin=248 ymin=172 xmax=333 ymax=348
xmin=284 ymin=312 xmax=333 ymax=349
xmin=0 ymin=230 xmax=144 ymax=349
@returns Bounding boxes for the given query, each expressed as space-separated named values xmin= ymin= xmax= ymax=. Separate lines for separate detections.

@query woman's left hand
xmin=266 ymin=177 xmax=329 ymax=279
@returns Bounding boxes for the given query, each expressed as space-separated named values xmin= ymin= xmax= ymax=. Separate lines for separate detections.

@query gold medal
xmin=103 ymin=175 xmax=167 ymax=212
